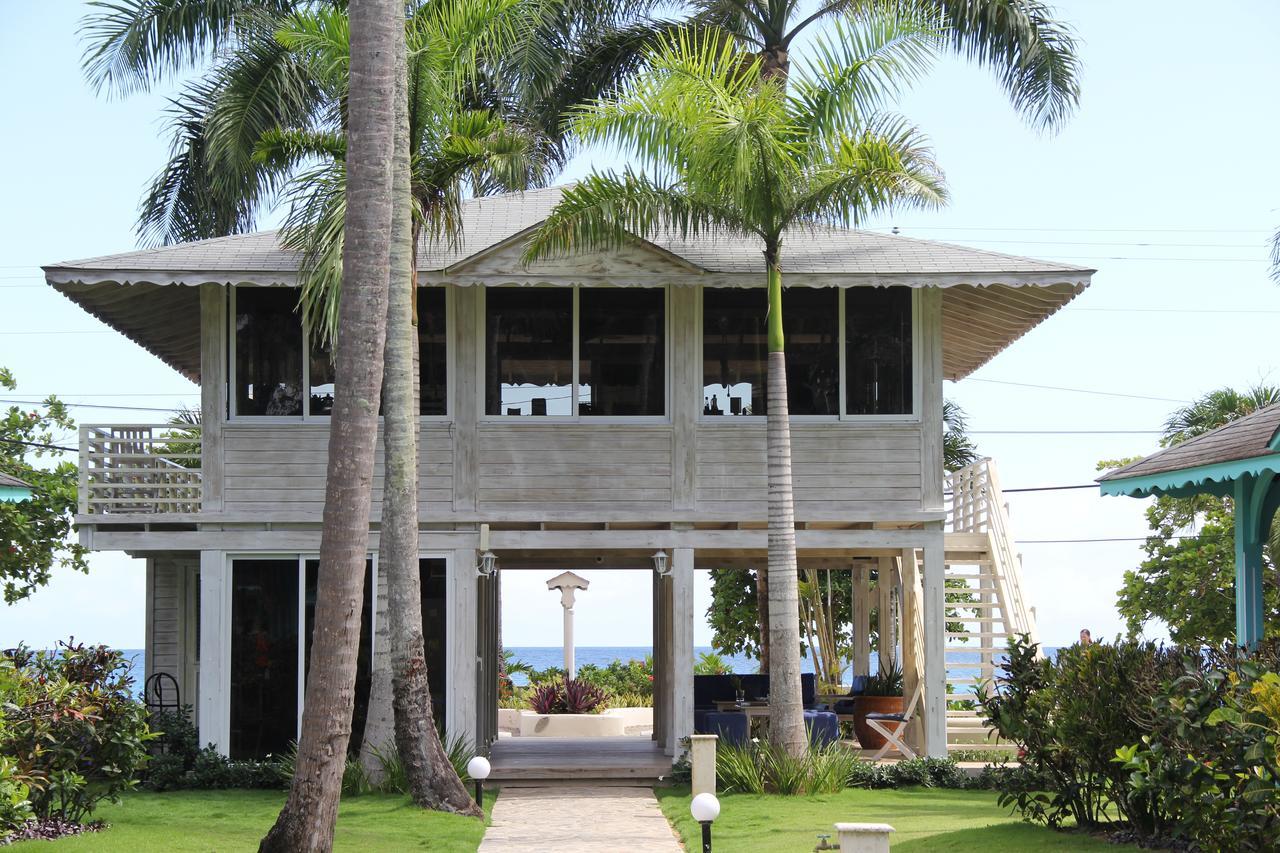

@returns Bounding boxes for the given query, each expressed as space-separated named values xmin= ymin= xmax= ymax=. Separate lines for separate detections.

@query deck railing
xmin=80 ymin=424 xmax=202 ymax=515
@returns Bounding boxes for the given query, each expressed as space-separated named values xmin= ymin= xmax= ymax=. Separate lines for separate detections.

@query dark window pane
xmin=304 ymin=560 xmax=373 ymax=756
xmin=846 ymin=287 xmax=912 ymax=414
xmin=418 ymin=288 xmax=448 ymax=416
xmin=230 ymin=560 xmax=298 ymax=760
xmin=235 ymin=287 xmax=303 ymax=416
xmin=485 ymin=289 xmax=573 ymax=416
xmin=702 ymin=287 xmax=838 ymax=416
xmin=419 ymin=558 xmax=448 ymax=722
xmin=579 ymin=288 xmax=665 ymax=416
xmin=309 ymin=336 xmax=334 ymax=416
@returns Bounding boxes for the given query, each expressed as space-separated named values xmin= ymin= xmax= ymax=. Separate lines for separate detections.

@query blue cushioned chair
xmin=803 ymin=709 xmax=839 ymax=746
xmin=705 ymin=711 xmax=750 ymax=746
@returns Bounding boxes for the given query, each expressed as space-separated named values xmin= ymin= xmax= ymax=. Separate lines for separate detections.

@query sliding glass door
xmin=229 ymin=560 xmax=299 ymax=760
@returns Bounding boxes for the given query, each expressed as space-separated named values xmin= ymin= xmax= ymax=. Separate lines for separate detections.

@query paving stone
xmin=479 ymin=786 xmax=682 ymax=852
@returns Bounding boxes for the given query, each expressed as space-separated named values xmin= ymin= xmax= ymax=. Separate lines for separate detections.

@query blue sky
xmin=3 ymin=1 xmax=1279 ymax=650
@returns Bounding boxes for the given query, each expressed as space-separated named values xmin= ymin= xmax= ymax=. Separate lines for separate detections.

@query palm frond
xmin=914 ymin=0 xmax=1082 ymax=132
xmin=79 ymin=0 xmax=292 ymax=95
xmin=522 ymin=170 xmax=748 ymax=262
xmin=279 ymin=161 xmax=347 ymax=345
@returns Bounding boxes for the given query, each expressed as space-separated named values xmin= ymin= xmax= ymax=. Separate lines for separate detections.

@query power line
xmin=969 ymin=429 xmax=1160 ymax=435
xmin=933 ymin=238 xmax=1267 ymax=249
xmin=966 ymin=377 xmax=1190 ymax=404
xmin=0 ymin=398 xmax=179 ymax=413
xmin=1017 ymin=534 xmax=1226 ymax=544
xmin=0 ymin=436 xmax=77 ymax=453
xmin=1074 ymin=307 xmax=1280 ymax=314
xmin=879 ymin=225 xmax=1273 ymax=234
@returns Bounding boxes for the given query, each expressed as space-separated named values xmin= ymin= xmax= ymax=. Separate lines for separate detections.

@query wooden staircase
xmin=940 ymin=460 xmax=1040 ymax=752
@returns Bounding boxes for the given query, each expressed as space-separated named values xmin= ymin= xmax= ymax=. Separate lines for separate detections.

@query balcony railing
xmin=80 ymin=424 xmax=202 ymax=515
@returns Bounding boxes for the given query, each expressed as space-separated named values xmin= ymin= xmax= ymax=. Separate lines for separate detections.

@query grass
xmin=7 ymin=789 xmax=495 ymax=852
xmin=656 ymin=786 xmax=1138 ymax=851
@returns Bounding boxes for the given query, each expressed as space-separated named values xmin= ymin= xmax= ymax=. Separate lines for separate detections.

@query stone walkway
xmin=478 ymin=787 xmax=683 ymax=852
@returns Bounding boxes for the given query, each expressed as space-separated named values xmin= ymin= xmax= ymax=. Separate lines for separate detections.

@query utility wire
xmin=0 ymin=436 xmax=78 ymax=453
xmin=966 ymin=378 xmax=1190 ymax=404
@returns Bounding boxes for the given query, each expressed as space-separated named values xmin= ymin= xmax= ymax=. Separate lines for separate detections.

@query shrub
xmin=530 ymin=679 xmax=607 ymax=714
xmin=694 ymin=652 xmax=731 ymax=676
xmin=0 ymin=642 xmax=154 ymax=824
xmin=0 ymin=755 xmax=34 ymax=839
xmin=574 ymin=658 xmax=654 ymax=698
xmin=716 ymin=740 xmax=860 ymax=795
xmin=605 ymin=691 xmax=653 ymax=709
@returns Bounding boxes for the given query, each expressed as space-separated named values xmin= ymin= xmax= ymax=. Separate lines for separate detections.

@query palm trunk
xmin=260 ymin=0 xmax=397 ymax=847
xmin=754 ymin=567 xmax=770 ymax=672
xmin=764 ymin=257 xmax=805 ymax=755
xmin=380 ymin=39 xmax=480 ymax=816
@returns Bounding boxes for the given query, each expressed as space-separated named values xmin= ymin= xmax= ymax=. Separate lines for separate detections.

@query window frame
xmin=696 ymin=284 xmax=921 ymax=424
xmin=476 ymin=284 xmax=672 ymax=424
xmin=226 ymin=284 xmax=454 ymax=423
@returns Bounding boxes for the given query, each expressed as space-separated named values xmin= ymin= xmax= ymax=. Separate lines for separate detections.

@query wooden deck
xmin=487 ymin=737 xmax=673 ymax=785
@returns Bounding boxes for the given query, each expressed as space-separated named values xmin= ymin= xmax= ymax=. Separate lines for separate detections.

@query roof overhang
xmin=1099 ymin=453 xmax=1280 ymax=499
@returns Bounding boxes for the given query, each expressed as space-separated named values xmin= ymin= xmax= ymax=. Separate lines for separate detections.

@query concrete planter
xmin=519 ymin=711 xmax=627 ymax=737
xmin=497 ymin=708 xmax=521 ymax=736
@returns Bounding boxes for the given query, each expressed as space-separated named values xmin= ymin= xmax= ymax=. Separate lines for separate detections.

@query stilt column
xmin=671 ymin=548 xmax=695 ymax=757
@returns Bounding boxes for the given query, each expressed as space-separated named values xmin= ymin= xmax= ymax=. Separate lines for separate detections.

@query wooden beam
xmin=197 ymin=550 xmax=229 ymax=754
xmin=922 ymin=527 xmax=947 ymax=757
xmin=671 ymin=548 xmax=695 ymax=758
xmin=852 ymin=564 xmax=871 ymax=678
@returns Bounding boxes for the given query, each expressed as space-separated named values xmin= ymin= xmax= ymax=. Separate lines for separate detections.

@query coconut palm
xmin=524 ymin=17 xmax=947 ymax=753
xmin=259 ymin=0 xmax=398 ymax=848
xmin=1163 ymin=385 xmax=1280 ymax=446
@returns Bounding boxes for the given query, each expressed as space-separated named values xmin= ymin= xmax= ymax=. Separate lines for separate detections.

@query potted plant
xmin=852 ymin=664 xmax=904 ymax=750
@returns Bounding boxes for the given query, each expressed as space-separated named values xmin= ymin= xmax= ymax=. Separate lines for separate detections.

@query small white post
xmin=546 ymin=571 xmax=589 ymax=679
xmin=690 ymin=734 xmax=717 ymax=796
xmin=835 ymin=823 xmax=894 ymax=853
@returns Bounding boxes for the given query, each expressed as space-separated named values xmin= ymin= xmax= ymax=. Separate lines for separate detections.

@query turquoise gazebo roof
xmin=1097 ymin=403 xmax=1280 ymax=647
xmin=0 ymin=471 xmax=33 ymax=503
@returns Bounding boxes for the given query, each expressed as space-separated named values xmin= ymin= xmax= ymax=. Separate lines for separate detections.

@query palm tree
xmin=259 ymin=0 xmax=398 ymax=848
xmin=524 ymin=18 xmax=947 ymax=753
xmin=1163 ymin=385 xmax=1280 ymax=446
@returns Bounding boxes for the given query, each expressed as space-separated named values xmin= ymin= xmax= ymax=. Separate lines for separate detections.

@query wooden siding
xmin=146 ymin=554 xmax=197 ymax=706
xmin=476 ymin=424 xmax=673 ymax=512
xmin=221 ymin=424 xmax=454 ymax=514
xmin=696 ymin=422 xmax=923 ymax=516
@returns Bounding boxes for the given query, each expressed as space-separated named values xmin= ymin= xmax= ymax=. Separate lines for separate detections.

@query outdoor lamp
xmin=476 ymin=551 xmax=498 ymax=578
xmin=652 ymin=550 xmax=671 ymax=577
xmin=466 ymin=756 xmax=491 ymax=807
xmin=690 ymin=792 xmax=720 ymax=853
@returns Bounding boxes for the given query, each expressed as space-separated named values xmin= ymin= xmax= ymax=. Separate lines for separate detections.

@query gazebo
xmin=1098 ymin=403 xmax=1280 ymax=648
xmin=0 ymin=472 xmax=33 ymax=503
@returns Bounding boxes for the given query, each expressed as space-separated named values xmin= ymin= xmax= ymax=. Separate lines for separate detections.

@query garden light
xmin=467 ymin=756 xmax=491 ymax=807
xmin=690 ymin=792 xmax=720 ymax=852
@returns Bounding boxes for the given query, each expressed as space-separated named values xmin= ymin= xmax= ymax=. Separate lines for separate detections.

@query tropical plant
xmin=526 ymin=15 xmax=946 ymax=754
xmin=575 ymin=657 xmax=655 ymax=696
xmin=694 ymin=651 xmax=732 ymax=676
xmin=530 ymin=678 xmax=609 ymax=714
xmin=862 ymin=661 xmax=904 ymax=697
xmin=259 ymin=0 xmax=399 ymax=847
xmin=0 ymin=369 xmax=88 ymax=604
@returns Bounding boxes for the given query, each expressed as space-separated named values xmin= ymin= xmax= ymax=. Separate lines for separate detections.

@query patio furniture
xmin=829 ymin=675 xmax=869 ymax=720
xmin=693 ymin=673 xmax=818 ymax=733
xmin=704 ymin=711 xmax=749 ymax=745
xmin=865 ymin=688 xmax=922 ymax=760
xmin=803 ymin=709 xmax=839 ymax=746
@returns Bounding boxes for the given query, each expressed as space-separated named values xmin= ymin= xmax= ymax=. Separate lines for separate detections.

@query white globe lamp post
xmin=467 ymin=756 xmax=491 ymax=807
xmin=690 ymin=792 xmax=720 ymax=852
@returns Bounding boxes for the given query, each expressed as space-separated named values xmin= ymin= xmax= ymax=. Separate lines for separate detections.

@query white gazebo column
xmin=671 ymin=548 xmax=695 ymax=756
xmin=876 ymin=556 xmax=896 ymax=675
xmin=851 ymin=564 xmax=871 ymax=678
xmin=448 ymin=548 xmax=479 ymax=748
xmin=922 ymin=526 xmax=947 ymax=757
xmin=546 ymin=571 xmax=590 ymax=679
xmin=197 ymin=550 xmax=229 ymax=754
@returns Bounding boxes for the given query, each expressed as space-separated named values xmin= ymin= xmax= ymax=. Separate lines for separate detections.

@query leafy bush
xmin=862 ymin=663 xmax=903 ymax=697
xmin=1116 ymin=643 xmax=1280 ymax=850
xmin=0 ymin=755 xmax=34 ymax=839
xmin=716 ymin=740 xmax=860 ymax=795
xmin=694 ymin=652 xmax=731 ymax=676
xmin=530 ymin=679 xmax=607 ymax=714
xmin=574 ymin=658 xmax=654 ymax=698
xmin=605 ymin=691 xmax=653 ymax=709
xmin=0 ymin=642 xmax=154 ymax=823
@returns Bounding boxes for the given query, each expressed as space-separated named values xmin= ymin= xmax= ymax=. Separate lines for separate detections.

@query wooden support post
xmin=197 ymin=550 xmax=229 ymax=754
xmin=899 ymin=548 xmax=921 ymax=752
xmin=199 ymin=285 xmax=226 ymax=512
xmin=852 ymin=564 xmax=871 ymax=678
xmin=876 ymin=556 xmax=895 ymax=675
xmin=922 ymin=528 xmax=947 ymax=757
xmin=448 ymin=548 xmax=479 ymax=748
xmin=1235 ymin=475 xmax=1267 ymax=649
xmin=671 ymin=548 xmax=695 ymax=758
xmin=652 ymin=569 xmax=665 ymax=745
xmin=661 ymin=574 xmax=675 ymax=753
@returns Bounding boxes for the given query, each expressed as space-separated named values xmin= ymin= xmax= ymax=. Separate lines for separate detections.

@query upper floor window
xmin=702 ymin=287 xmax=840 ymax=416
xmin=484 ymin=287 xmax=665 ymax=417
xmin=701 ymin=285 xmax=913 ymax=418
xmin=846 ymin=287 xmax=912 ymax=415
xmin=232 ymin=285 xmax=449 ymax=418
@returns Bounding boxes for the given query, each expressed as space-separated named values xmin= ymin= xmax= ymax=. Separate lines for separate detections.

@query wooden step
xmin=948 ymin=631 xmax=1010 ymax=639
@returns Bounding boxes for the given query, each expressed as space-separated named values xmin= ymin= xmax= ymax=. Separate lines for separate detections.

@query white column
xmin=852 ymin=564 xmax=871 ymax=678
xmin=448 ymin=548 xmax=479 ymax=748
xmin=922 ymin=526 xmax=947 ymax=757
xmin=671 ymin=548 xmax=695 ymax=757
xmin=562 ymin=597 xmax=576 ymax=678
xmin=876 ymin=556 xmax=895 ymax=675
xmin=198 ymin=550 xmax=229 ymax=754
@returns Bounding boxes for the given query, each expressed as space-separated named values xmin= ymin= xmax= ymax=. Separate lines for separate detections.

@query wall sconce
xmin=652 ymin=550 xmax=671 ymax=577
xmin=476 ymin=551 xmax=498 ymax=578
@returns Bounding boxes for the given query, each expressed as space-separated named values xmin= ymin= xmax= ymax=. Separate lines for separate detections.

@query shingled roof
xmin=43 ymin=186 xmax=1092 ymax=382
xmin=0 ymin=472 xmax=31 ymax=489
xmin=1098 ymin=404 xmax=1280 ymax=497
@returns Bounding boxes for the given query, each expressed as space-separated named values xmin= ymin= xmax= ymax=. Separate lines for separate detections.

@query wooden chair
xmin=866 ymin=687 xmax=922 ymax=760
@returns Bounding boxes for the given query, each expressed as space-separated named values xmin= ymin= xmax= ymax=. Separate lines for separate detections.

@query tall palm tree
xmin=259 ymin=0 xmax=398 ymax=848
xmin=1163 ymin=385 xmax=1280 ymax=446
xmin=524 ymin=17 xmax=947 ymax=753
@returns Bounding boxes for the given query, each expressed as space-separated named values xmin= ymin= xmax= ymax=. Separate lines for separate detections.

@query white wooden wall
xmin=145 ymin=553 xmax=197 ymax=706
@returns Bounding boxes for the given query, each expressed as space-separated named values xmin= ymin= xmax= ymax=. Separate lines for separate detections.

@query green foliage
xmin=0 ymin=369 xmax=89 ymax=604
xmin=716 ymin=740 xmax=861 ymax=796
xmin=1116 ymin=644 xmax=1280 ymax=849
xmin=604 ymin=691 xmax=653 ymax=709
xmin=693 ymin=651 xmax=731 ymax=676
xmin=0 ymin=754 xmax=34 ymax=839
xmin=529 ymin=678 xmax=608 ymax=714
xmin=0 ymin=642 xmax=154 ymax=824
xmin=862 ymin=662 xmax=903 ymax=697
xmin=573 ymin=657 xmax=653 ymax=697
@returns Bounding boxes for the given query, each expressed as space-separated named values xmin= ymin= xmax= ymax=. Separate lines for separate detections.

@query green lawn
xmin=8 ymin=790 xmax=494 ymax=852
xmin=656 ymin=786 xmax=1135 ymax=852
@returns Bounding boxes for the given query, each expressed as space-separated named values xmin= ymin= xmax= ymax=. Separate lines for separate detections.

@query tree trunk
xmin=259 ymin=0 xmax=397 ymax=848
xmin=754 ymin=568 xmax=770 ymax=672
xmin=381 ymin=41 xmax=481 ymax=815
xmin=764 ymin=259 xmax=805 ymax=755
